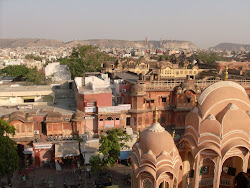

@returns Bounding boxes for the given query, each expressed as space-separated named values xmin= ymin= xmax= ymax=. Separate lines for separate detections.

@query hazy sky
xmin=0 ymin=0 xmax=250 ymax=49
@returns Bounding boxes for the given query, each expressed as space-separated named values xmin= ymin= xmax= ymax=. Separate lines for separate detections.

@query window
xmin=21 ymin=124 xmax=25 ymax=133
xmin=162 ymin=97 xmax=167 ymax=102
xmin=57 ymin=124 xmax=62 ymax=131
xmin=138 ymin=117 xmax=142 ymax=125
xmin=106 ymin=117 xmax=114 ymax=121
xmin=187 ymin=97 xmax=191 ymax=103
xmin=15 ymin=124 xmax=20 ymax=133
xmin=151 ymin=100 xmax=154 ymax=103
xmin=24 ymin=99 xmax=35 ymax=103
xmin=26 ymin=124 xmax=32 ymax=133
xmin=99 ymin=119 xmax=103 ymax=121
xmin=115 ymin=117 xmax=119 ymax=120
xmin=143 ymin=179 xmax=153 ymax=188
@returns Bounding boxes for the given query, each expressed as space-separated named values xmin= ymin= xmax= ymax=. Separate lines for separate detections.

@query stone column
xmin=192 ymin=154 xmax=200 ymax=188
xmin=243 ymin=152 xmax=249 ymax=172
xmin=213 ymin=156 xmax=222 ymax=188
xmin=182 ymin=151 xmax=189 ymax=188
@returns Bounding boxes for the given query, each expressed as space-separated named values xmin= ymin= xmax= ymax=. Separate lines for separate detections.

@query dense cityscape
xmin=0 ymin=0 xmax=250 ymax=188
xmin=0 ymin=39 xmax=249 ymax=188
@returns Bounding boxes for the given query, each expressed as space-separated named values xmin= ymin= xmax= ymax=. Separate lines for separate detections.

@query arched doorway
xmin=220 ymin=156 xmax=243 ymax=188
xmin=143 ymin=179 xmax=153 ymax=188
xmin=184 ymin=151 xmax=194 ymax=188
xmin=159 ymin=181 xmax=169 ymax=188
xmin=198 ymin=158 xmax=215 ymax=188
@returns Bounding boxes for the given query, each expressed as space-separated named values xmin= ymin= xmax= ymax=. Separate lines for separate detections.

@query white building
xmin=45 ymin=62 xmax=71 ymax=82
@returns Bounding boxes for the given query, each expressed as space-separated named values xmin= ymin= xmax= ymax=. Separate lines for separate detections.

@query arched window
xmin=173 ymin=178 xmax=177 ymax=188
xmin=143 ymin=179 xmax=153 ymax=188
xmin=106 ymin=117 xmax=114 ymax=121
xmin=138 ymin=117 xmax=142 ymax=125
xmin=159 ymin=181 xmax=169 ymax=188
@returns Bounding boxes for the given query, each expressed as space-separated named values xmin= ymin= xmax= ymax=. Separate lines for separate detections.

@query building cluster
xmin=129 ymin=81 xmax=250 ymax=187
xmin=0 ymin=44 xmax=250 ymax=187
xmin=0 ymin=46 xmax=71 ymax=70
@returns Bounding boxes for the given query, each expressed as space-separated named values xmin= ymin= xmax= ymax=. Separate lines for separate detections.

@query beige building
xmin=0 ymin=85 xmax=54 ymax=106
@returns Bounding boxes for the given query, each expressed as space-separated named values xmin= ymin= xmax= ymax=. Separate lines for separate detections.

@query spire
xmin=194 ymin=95 xmax=198 ymax=107
xmin=153 ymin=107 xmax=158 ymax=123
xmin=137 ymin=129 xmax=141 ymax=142
xmin=172 ymin=130 xmax=175 ymax=139
xmin=224 ymin=66 xmax=228 ymax=81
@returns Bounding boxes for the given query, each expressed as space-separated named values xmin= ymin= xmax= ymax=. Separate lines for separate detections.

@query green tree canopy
xmin=58 ymin=45 xmax=114 ymax=78
xmin=99 ymin=128 xmax=131 ymax=167
xmin=25 ymin=54 xmax=42 ymax=61
xmin=0 ymin=118 xmax=19 ymax=177
xmin=158 ymin=55 xmax=169 ymax=61
xmin=0 ymin=65 xmax=45 ymax=85
xmin=89 ymin=154 xmax=103 ymax=173
xmin=0 ymin=65 xmax=29 ymax=77
xmin=195 ymin=51 xmax=223 ymax=64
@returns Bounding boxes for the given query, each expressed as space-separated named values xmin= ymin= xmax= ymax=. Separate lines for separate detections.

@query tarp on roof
xmin=119 ymin=151 xmax=131 ymax=160
xmin=55 ymin=141 xmax=80 ymax=158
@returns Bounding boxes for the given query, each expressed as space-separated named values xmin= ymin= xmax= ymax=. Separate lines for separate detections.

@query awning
xmin=55 ymin=142 xmax=80 ymax=158
xmin=119 ymin=151 xmax=131 ymax=160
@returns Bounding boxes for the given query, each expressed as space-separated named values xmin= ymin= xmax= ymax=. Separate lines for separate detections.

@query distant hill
xmin=0 ymin=38 xmax=63 ymax=48
xmin=210 ymin=43 xmax=250 ymax=51
xmin=0 ymin=38 xmax=198 ymax=50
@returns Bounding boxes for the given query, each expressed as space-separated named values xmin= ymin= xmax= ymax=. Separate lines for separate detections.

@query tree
xmin=89 ymin=154 xmax=103 ymax=173
xmin=0 ymin=65 xmax=29 ymax=77
xmin=25 ymin=54 xmax=42 ymax=61
xmin=0 ymin=65 xmax=45 ymax=85
xmin=169 ymin=54 xmax=177 ymax=64
xmin=24 ymin=69 xmax=45 ymax=85
xmin=195 ymin=51 xmax=223 ymax=64
xmin=158 ymin=55 xmax=169 ymax=61
xmin=58 ymin=45 xmax=114 ymax=78
xmin=0 ymin=118 xmax=19 ymax=177
xmin=99 ymin=128 xmax=131 ymax=167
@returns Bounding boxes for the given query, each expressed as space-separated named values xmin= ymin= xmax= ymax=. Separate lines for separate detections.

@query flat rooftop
xmin=0 ymin=84 xmax=53 ymax=93
xmin=115 ymin=72 xmax=139 ymax=83
xmin=0 ymin=104 xmax=75 ymax=117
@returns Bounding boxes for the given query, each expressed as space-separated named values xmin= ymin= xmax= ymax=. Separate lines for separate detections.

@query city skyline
xmin=0 ymin=0 xmax=250 ymax=49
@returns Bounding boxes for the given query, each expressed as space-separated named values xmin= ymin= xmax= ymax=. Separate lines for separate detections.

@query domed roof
xmin=198 ymin=81 xmax=249 ymax=118
xmin=180 ymin=81 xmax=196 ymax=92
xmin=26 ymin=113 xmax=33 ymax=122
xmin=139 ymin=122 xmax=176 ymax=156
xmin=182 ymin=81 xmax=250 ymax=158
xmin=72 ymin=110 xmax=84 ymax=121
xmin=46 ymin=112 xmax=63 ymax=122
xmin=9 ymin=110 xmax=26 ymax=122
xmin=10 ymin=111 xmax=26 ymax=118
xmin=129 ymin=109 xmax=182 ymax=180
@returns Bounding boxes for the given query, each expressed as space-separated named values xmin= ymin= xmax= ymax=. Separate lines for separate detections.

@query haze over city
xmin=1 ymin=0 xmax=250 ymax=49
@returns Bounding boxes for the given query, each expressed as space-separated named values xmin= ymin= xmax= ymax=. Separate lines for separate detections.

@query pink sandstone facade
xmin=130 ymin=81 xmax=250 ymax=188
